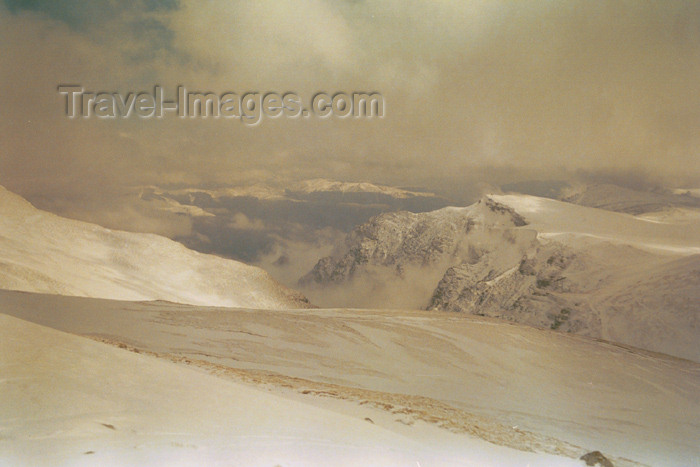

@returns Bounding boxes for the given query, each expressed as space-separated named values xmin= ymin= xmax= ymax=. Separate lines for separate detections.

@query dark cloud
xmin=1 ymin=0 xmax=699 ymax=236
xmin=2 ymin=0 xmax=179 ymax=28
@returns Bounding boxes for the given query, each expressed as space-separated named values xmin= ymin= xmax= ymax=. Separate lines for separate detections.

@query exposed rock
xmin=300 ymin=194 xmax=700 ymax=361
xmin=580 ymin=450 xmax=614 ymax=467
xmin=301 ymin=197 xmax=530 ymax=287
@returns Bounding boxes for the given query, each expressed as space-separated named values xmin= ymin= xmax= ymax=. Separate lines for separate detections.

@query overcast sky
xmin=1 ymin=0 xmax=699 ymax=215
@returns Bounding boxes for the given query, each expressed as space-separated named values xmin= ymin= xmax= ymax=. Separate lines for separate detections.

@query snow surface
xmin=490 ymin=194 xmax=700 ymax=255
xmin=0 ymin=185 xmax=309 ymax=309
xmin=0 ymin=312 xmax=584 ymax=467
xmin=555 ymin=183 xmax=700 ymax=215
xmin=3 ymin=290 xmax=699 ymax=467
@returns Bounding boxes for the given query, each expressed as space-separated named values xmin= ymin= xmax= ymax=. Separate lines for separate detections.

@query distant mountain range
xmin=503 ymin=180 xmax=700 ymax=214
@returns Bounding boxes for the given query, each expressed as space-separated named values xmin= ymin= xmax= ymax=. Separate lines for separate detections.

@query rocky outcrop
xmin=301 ymin=197 xmax=530 ymax=286
xmin=300 ymin=194 xmax=700 ymax=361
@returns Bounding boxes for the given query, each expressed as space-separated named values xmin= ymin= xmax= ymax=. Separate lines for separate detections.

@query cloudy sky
xmin=1 ymin=1 xmax=699 ymax=227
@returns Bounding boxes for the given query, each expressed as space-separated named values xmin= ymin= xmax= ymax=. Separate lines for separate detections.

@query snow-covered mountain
xmin=557 ymin=182 xmax=700 ymax=214
xmin=0 ymin=185 xmax=310 ymax=308
xmin=502 ymin=181 xmax=700 ymax=215
xmin=302 ymin=194 xmax=700 ymax=361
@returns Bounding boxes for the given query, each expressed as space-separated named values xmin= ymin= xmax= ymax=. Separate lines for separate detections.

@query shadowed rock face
xmin=580 ymin=451 xmax=614 ymax=467
xmin=301 ymin=197 xmax=530 ymax=286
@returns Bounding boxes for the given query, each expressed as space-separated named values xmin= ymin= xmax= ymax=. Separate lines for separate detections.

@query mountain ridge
xmin=0 ymin=185 xmax=311 ymax=309
xmin=301 ymin=194 xmax=700 ymax=361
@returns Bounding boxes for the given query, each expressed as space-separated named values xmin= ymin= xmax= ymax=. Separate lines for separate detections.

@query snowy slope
xmin=557 ymin=183 xmax=700 ymax=215
xmin=1 ymin=312 xmax=591 ymax=467
xmin=490 ymin=193 xmax=700 ymax=254
xmin=2 ymin=291 xmax=698 ymax=466
xmin=0 ymin=185 xmax=310 ymax=308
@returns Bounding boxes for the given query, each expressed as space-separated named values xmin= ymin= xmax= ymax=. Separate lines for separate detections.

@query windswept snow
xmin=490 ymin=194 xmax=700 ymax=255
xmin=556 ymin=183 xmax=700 ymax=215
xmin=0 ymin=185 xmax=309 ymax=308
xmin=2 ymin=290 xmax=699 ymax=467
xmin=0 ymin=312 xmax=585 ymax=467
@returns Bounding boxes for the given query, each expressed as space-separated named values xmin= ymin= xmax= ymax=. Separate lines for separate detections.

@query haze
xmin=1 ymin=1 xmax=699 ymax=214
